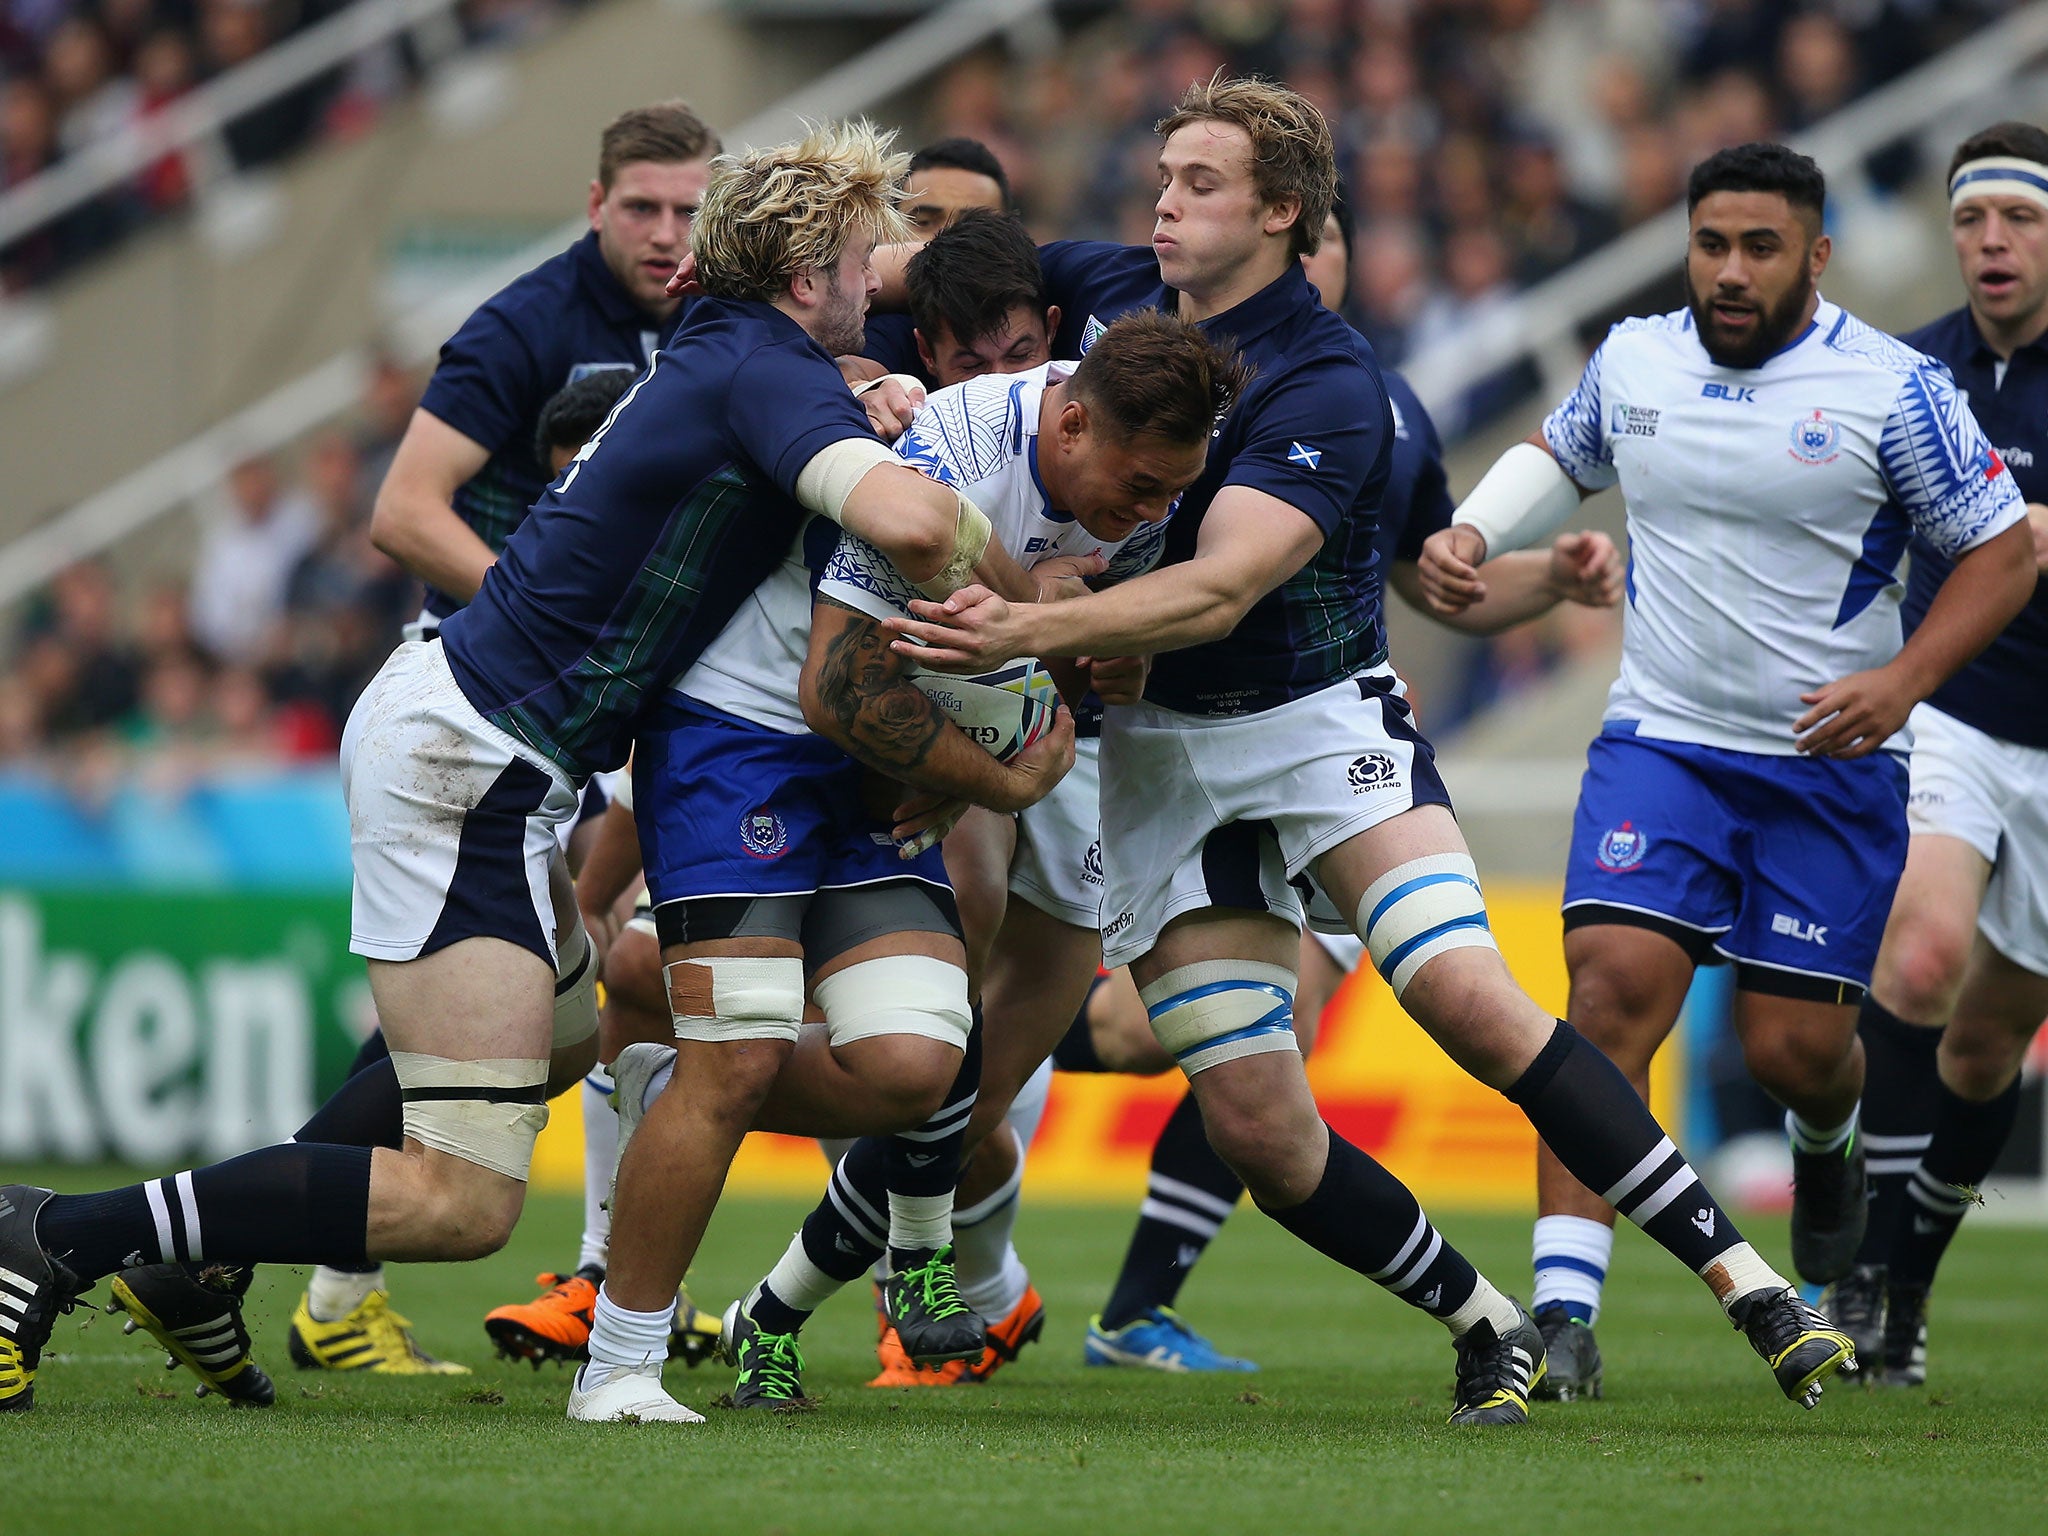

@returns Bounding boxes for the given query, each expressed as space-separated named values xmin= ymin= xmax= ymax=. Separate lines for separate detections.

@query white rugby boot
xmin=566 ymin=1359 xmax=704 ymax=1423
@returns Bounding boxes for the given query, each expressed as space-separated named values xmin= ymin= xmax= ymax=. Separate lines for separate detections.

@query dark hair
xmin=1948 ymin=121 xmax=2048 ymax=185
xmin=534 ymin=369 xmax=635 ymax=462
xmin=1327 ymin=179 xmax=1355 ymax=257
xmin=906 ymin=208 xmax=1048 ymax=350
xmin=1686 ymin=142 xmax=1826 ymax=224
xmin=1068 ymin=310 xmax=1253 ymax=445
xmin=597 ymin=100 xmax=720 ymax=188
xmin=906 ymin=136 xmax=1011 ymax=208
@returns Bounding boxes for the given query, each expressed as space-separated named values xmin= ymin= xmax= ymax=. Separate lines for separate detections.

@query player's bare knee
xmin=1938 ymin=1015 xmax=2030 ymax=1101
xmin=815 ymin=954 xmax=972 ymax=1123
xmin=1878 ymin=922 xmax=1973 ymax=1023
xmin=390 ymin=1050 xmax=549 ymax=1229
xmin=836 ymin=1033 xmax=960 ymax=1129
xmin=1741 ymin=1022 xmax=1853 ymax=1103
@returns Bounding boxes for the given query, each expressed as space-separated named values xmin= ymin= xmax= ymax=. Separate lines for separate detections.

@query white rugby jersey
xmin=1544 ymin=299 xmax=2024 ymax=755
xmin=674 ymin=362 xmax=1168 ymax=731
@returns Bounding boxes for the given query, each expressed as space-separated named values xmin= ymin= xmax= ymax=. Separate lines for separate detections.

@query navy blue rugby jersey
xmin=1041 ymin=242 xmax=1393 ymax=716
xmin=1377 ymin=368 xmax=1454 ymax=571
xmin=436 ymin=298 xmax=878 ymax=781
xmin=1898 ymin=306 xmax=2048 ymax=748
xmin=416 ymin=231 xmax=684 ymax=622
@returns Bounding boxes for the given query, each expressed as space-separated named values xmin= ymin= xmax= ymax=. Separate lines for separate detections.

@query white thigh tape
xmin=552 ymin=923 xmax=599 ymax=1050
xmin=1358 ymin=853 xmax=1497 ymax=999
xmin=1140 ymin=960 xmax=1298 ymax=1077
xmin=666 ymin=955 xmax=806 ymax=1044
xmin=389 ymin=1052 xmax=550 ymax=1181
xmin=815 ymin=954 xmax=972 ymax=1048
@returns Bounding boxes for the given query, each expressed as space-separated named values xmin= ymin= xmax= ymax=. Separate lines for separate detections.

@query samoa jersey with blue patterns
xmin=678 ymin=361 xmax=1169 ymax=734
xmin=416 ymin=231 xmax=682 ymax=621
xmin=436 ymin=297 xmax=878 ymax=782
xmin=1896 ymin=306 xmax=2048 ymax=749
xmin=1544 ymin=299 xmax=2025 ymax=756
xmin=1039 ymin=243 xmax=1393 ymax=717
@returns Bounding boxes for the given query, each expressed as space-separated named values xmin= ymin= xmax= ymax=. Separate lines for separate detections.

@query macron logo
xmin=1287 ymin=442 xmax=1322 ymax=470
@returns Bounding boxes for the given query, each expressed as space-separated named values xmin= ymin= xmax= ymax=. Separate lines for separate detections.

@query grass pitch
xmin=7 ymin=1170 xmax=2045 ymax=1536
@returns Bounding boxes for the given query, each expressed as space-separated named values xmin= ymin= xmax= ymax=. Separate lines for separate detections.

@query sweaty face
xmin=1055 ymin=410 xmax=1208 ymax=544
xmin=592 ymin=157 xmax=713 ymax=314
xmin=1154 ymin=122 xmax=1280 ymax=296
xmin=900 ymin=166 xmax=1006 ymax=237
xmin=1684 ymin=190 xmax=1825 ymax=369
xmin=1300 ymin=213 xmax=1348 ymax=310
xmin=919 ymin=305 xmax=1053 ymax=387
xmin=1953 ymin=193 xmax=2048 ymax=336
xmin=813 ymin=235 xmax=879 ymax=358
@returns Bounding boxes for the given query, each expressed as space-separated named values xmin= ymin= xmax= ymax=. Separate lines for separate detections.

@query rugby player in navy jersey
xmin=0 ymin=121 xmax=1016 ymax=1418
xmin=1824 ymin=121 xmax=2048 ymax=1386
xmin=884 ymin=77 xmax=1856 ymax=1419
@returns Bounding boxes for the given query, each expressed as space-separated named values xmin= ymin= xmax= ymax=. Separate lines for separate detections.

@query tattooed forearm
xmin=812 ymin=598 xmax=946 ymax=772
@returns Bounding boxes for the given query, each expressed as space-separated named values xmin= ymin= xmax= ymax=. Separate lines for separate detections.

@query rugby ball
xmin=911 ymin=657 xmax=1061 ymax=762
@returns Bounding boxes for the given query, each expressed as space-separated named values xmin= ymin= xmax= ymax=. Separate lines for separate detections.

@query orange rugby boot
xmin=484 ymin=1267 xmax=600 ymax=1367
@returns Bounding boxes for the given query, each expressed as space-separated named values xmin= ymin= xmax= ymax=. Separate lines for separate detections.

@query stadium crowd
xmin=0 ymin=0 xmax=592 ymax=290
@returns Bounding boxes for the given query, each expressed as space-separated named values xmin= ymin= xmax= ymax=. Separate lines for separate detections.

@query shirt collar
xmin=1146 ymin=260 xmax=1315 ymax=350
xmin=1952 ymin=303 xmax=2048 ymax=369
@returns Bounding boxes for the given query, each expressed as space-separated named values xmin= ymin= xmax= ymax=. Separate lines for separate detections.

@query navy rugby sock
xmin=1853 ymin=999 xmax=1942 ymax=1268
xmin=1100 ymin=1090 xmax=1243 ymax=1329
xmin=37 ymin=1145 xmax=374 ymax=1285
xmin=1891 ymin=1074 xmax=2022 ymax=1288
xmin=294 ymin=1056 xmax=404 ymax=1151
xmin=884 ymin=1018 xmax=981 ymax=1269
xmin=1507 ymin=1020 xmax=1744 ymax=1275
xmin=748 ymin=1140 xmax=889 ymax=1335
xmin=1266 ymin=1128 xmax=1481 ymax=1322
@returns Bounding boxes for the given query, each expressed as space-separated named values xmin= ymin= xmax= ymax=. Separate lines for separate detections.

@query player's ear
xmin=586 ymin=179 xmax=606 ymax=231
xmin=1262 ymin=196 xmax=1302 ymax=242
xmin=1044 ymin=304 xmax=1061 ymax=340
xmin=1809 ymin=232 xmax=1832 ymax=279
xmin=1060 ymin=396 xmax=1090 ymax=449
xmin=915 ymin=328 xmax=938 ymax=376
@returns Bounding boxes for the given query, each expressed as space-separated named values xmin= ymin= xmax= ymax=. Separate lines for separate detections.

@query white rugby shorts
xmin=341 ymin=640 xmax=581 ymax=968
xmin=1097 ymin=670 xmax=1450 ymax=969
xmin=1905 ymin=702 xmax=2048 ymax=977
xmin=1008 ymin=737 xmax=1104 ymax=931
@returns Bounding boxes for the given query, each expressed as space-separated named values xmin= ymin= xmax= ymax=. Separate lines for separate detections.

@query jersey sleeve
xmin=727 ymin=341 xmax=880 ymax=497
xmin=1383 ymin=377 xmax=1454 ymax=562
xmin=1102 ymin=516 xmax=1171 ymax=582
xmin=1219 ymin=360 xmax=1387 ymax=536
xmin=1878 ymin=363 xmax=2028 ymax=558
xmin=816 ymin=529 xmax=921 ymax=622
xmin=1540 ymin=338 xmax=1619 ymax=491
xmin=418 ymin=300 xmax=547 ymax=455
xmin=1037 ymin=241 xmax=1151 ymax=332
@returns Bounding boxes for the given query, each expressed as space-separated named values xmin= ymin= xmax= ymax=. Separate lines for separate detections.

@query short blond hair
xmin=1158 ymin=74 xmax=1335 ymax=259
xmin=692 ymin=120 xmax=913 ymax=304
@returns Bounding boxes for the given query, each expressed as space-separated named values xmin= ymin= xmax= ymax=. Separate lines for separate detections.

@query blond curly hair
xmin=1158 ymin=74 xmax=1335 ymax=259
xmin=692 ymin=120 xmax=912 ymax=303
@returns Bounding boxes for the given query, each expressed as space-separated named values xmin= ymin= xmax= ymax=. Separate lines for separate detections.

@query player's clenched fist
xmin=1548 ymin=529 xmax=1625 ymax=608
xmin=1417 ymin=524 xmax=1490 ymax=614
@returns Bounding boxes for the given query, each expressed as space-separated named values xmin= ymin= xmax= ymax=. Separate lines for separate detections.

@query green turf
xmin=6 ymin=1170 xmax=2045 ymax=1536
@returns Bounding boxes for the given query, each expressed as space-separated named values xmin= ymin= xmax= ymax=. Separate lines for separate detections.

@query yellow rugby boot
xmin=288 ymin=1289 xmax=470 ymax=1374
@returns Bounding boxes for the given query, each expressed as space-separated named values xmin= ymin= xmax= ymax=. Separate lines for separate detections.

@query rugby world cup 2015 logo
xmin=1596 ymin=820 xmax=1648 ymax=872
xmin=739 ymin=809 xmax=790 ymax=861
xmin=1788 ymin=409 xmax=1840 ymax=464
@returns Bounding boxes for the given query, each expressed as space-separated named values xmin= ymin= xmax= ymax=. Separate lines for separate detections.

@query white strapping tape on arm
xmin=1451 ymin=440 xmax=1583 ymax=557
xmin=850 ymin=372 xmax=928 ymax=400
xmin=796 ymin=436 xmax=901 ymax=527
xmin=913 ymin=490 xmax=993 ymax=601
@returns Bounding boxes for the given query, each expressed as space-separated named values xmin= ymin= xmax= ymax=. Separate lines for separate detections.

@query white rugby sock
xmin=1532 ymin=1214 xmax=1614 ymax=1324
xmin=1702 ymin=1242 xmax=1789 ymax=1313
xmin=578 ymin=1070 xmax=616 ymax=1274
xmin=954 ymin=1154 xmax=1029 ymax=1321
xmin=307 ymin=1265 xmax=383 ymax=1323
xmin=751 ymin=1236 xmax=841 ymax=1320
xmin=1441 ymin=1274 xmax=1522 ymax=1339
xmin=580 ymin=1285 xmax=674 ymax=1390
xmin=1786 ymin=1106 xmax=1858 ymax=1155
xmin=888 ymin=1193 xmax=954 ymax=1255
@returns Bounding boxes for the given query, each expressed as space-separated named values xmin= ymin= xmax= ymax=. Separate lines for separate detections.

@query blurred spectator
xmin=132 ymin=28 xmax=199 ymax=211
xmin=187 ymin=452 xmax=320 ymax=665
xmin=16 ymin=562 xmax=142 ymax=735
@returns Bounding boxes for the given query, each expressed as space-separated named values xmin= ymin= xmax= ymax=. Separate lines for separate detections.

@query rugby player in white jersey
xmin=891 ymin=79 xmax=1861 ymax=1419
xmin=1822 ymin=121 xmax=2048 ymax=1386
xmin=1418 ymin=142 xmax=2038 ymax=1401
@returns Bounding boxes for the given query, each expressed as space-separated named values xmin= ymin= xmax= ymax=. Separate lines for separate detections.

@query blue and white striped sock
xmin=1532 ymin=1214 xmax=1614 ymax=1324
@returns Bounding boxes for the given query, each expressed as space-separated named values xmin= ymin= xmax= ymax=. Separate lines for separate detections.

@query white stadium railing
xmin=0 ymin=0 xmax=1055 ymax=611
xmin=1402 ymin=0 xmax=2048 ymax=420
xmin=4 ymin=0 xmax=2047 ymax=608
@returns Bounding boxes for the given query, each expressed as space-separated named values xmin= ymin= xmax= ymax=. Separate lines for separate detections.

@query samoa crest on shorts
xmin=1596 ymin=820 xmax=1648 ymax=872
xmin=739 ymin=808 xmax=790 ymax=860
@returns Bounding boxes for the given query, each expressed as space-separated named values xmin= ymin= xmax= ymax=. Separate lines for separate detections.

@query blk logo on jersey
xmin=1771 ymin=912 xmax=1828 ymax=945
xmin=1700 ymin=382 xmax=1756 ymax=403
xmin=1609 ymin=402 xmax=1659 ymax=437
xmin=1788 ymin=409 xmax=1841 ymax=464
xmin=739 ymin=809 xmax=790 ymax=860
xmin=1287 ymin=441 xmax=1323 ymax=470
xmin=1596 ymin=821 xmax=1647 ymax=871
xmin=1347 ymin=752 xmax=1397 ymax=792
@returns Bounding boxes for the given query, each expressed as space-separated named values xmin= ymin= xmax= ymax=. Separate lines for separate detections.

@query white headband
xmin=1949 ymin=156 xmax=2048 ymax=213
